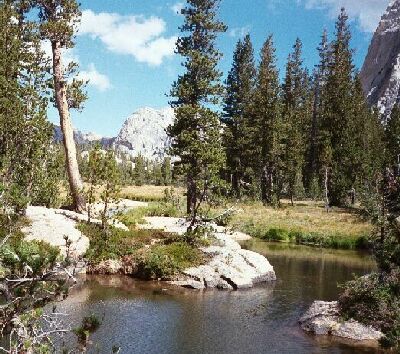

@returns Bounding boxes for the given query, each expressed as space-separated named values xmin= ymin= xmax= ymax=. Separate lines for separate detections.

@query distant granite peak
xmin=54 ymin=107 xmax=175 ymax=161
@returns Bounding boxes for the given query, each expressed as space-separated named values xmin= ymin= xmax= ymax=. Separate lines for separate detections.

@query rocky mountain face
xmin=360 ymin=0 xmax=400 ymax=119
xmin=113 ymin=107 xmax=174 ymax=160
xmin=54 ymin=107 xmax=174 ymax=160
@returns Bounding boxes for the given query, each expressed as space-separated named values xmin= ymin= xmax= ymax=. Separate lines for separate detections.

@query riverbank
xmin=21 ymin=204 xmax=276 ymax=290
xmin=117 ymin=186 xmax=373 ymax=250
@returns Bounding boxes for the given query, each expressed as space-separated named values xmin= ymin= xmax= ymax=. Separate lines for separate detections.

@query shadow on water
xmin=55 ymin=241 xmax=379 ymax=354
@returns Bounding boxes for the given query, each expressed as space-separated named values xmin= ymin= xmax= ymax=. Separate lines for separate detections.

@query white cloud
xmin=170 ymin=2 xmax=184 ymax=15
xmin=78 ymin=63 xmax=111 ymax=92
xmin=229 ymin=26 xmax=252 ymax=38
xmin=79 ymin=10 xmax=177 ymax=66
xmin=300 ymin=0 xmax=388 ymax=32
xmin=41 ymin=41 xmax=111 ymax=92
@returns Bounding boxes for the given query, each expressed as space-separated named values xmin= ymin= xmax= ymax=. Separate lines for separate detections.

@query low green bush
xmin=135 ymin=242 xmax=203 ymax=280
xmin=117 ymin=207 xmax=148 ymax=227
xmin=73 ymin=314 xmax=101 ymax=345
xmin=263 ymin=228 xmax=290 ymax=241
xmin=339 ymin=270 xmax=400 ymax=348
xmin=79 ymin=222 xmax=173 ymax=263
xmin=145 ymin=202 xmax=182 ymax=217
xmin=1 ymin=240 xmax=59 ymax=275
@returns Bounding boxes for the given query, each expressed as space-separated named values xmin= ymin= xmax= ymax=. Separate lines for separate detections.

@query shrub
xmin=79 ymin=222 xmax=177 ymax=264
xmin=73 ymin=314 xmax=101 ymax=345
xmin=339 ymin=271 xmax=400 ymax=348
xmin=117 ymin=202 xmax=183 ymax=230
xmin=180 ymin=225 xmax=213 ymax=246
xmin=135 ymin=242 xmax=203 ymax=280
xmin=263 ymin=228 xmax=290 ymax=241
xmin=117 ymin=207 xmax=148 ymax=227
xmin=1 ymin=240 xmax=59 ymax=275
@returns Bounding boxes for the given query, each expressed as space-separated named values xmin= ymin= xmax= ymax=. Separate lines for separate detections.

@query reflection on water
xmin=57 ymin=241 xmax=379 ymax=354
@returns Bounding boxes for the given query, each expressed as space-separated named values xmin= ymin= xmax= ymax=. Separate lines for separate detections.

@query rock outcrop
xmin=22 ymin=201 xmax=147 ymax=258
xmin=23 ymin=206 xmax=90 ymax=258
xmin=140 ymin=217 xmax=276 ymax=290
xmin=53 ymin=125 xmax=114 ymax=148
xmin=299 ymin=301 xmax=383 ymax=342
xmin=360 ymin=0 xmax=400 ymax=119
xmin=174 ymin=231 xmax=276 ymax=290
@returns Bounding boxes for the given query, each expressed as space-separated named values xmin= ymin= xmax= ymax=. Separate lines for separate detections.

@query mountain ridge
xmin=54 ymin=106 xmax=174 ymax=161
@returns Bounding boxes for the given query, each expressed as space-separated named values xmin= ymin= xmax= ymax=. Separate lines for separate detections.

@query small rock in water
xmin=299 ymin=301 xmax=384 ymax=341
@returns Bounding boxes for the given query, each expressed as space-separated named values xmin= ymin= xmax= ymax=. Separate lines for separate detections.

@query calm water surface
xmin=58 ymin=241 xmax=379 ymax=354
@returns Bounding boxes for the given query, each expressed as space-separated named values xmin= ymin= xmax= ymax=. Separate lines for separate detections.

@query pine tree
xmin=385 ymin=104 xmax=400 ymax=170
xmin=252 ymin=35 xmax=283 ymax=205
xmin=306 ymin=29 xmax=329 ymax=195
xmin=282 ymin=38 xmax=310 ymax=204
xmin=321 ymin=8 xmax=356 ymax=206
xmin=168 ymin=0 xmax=226 ymax=221
xmin=133 ymin=155 xmax=146 ymax=186
xmin=152 ymin=162 xmax=164 ymax=186
xmin=223 ymin=34 xmax=256 ymax=197
xmin=352 ymin=76 xmax=384 ymax=194
xmin=161 ymin=157 xmax=172 ymax=185
xmin=34 ymin=0 xmax=87 ymax=212
xmin=0 ymin=0 xmax=55 ymax=213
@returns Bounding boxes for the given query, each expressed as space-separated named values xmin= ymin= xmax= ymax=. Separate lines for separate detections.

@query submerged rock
xmin=299 ymin=301 xmax=383 ymax=341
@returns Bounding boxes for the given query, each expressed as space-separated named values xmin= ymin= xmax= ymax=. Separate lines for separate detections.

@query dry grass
xmin=230 ymin=200 xmax=372 ymax=240
xmin=59 ymin=184 xmax=185 ymax=203
xmin=120 ymin=185 xmax=185 ymax=202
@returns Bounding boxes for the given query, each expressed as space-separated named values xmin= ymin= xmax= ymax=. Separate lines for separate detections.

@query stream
xmin=57 ymin=240 xmax=378 ymax=354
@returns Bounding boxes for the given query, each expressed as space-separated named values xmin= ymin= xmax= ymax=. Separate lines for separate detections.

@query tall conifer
xmin=321 ymin=8 xmax=356 ymax=206
xmin=223 ymin=34 xmax=256 ymax=197
xmin=252 ymin=36 xmax=282 ymax=205
xmin=168 ymin=0 xmax=227 ymax=220
xmin=0 ymin=0 xmax=54 ymax=212
xmin=282 ymin=38 xmax=310 ymax=204
xmin=34 ymin=0 xmax=87 ymax=212
xmin=385 ymin=104 xmax=400 ymax=170
xmin=306 ymin=29 xmax=329 ymax=196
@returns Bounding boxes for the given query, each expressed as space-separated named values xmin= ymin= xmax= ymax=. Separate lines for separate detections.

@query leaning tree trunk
xmin=52 ymin=41 xmax=86 ymax=213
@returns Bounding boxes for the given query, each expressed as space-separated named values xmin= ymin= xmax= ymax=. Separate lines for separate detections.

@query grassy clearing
xmin=115 ymin=185 xmax=372 ymax=250
xmin=223 ymin=200 xmax=372 ymax=249
xmin=120 ymin=185 xmax=185 ymax=202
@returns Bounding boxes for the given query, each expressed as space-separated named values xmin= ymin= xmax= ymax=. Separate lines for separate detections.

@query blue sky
xmin=48 ymin=0 xmax=389 ymax=137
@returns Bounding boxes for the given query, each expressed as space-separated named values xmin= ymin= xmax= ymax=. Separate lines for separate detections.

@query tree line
xmin=169 ymin=1 xmax=399 ymax=218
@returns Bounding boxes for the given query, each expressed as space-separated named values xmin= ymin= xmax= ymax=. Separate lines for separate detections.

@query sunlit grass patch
xmin=120 ymin=185 xmax=185 ymax=202
xmin=223 ymin=200 xmax=372 ymax=249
